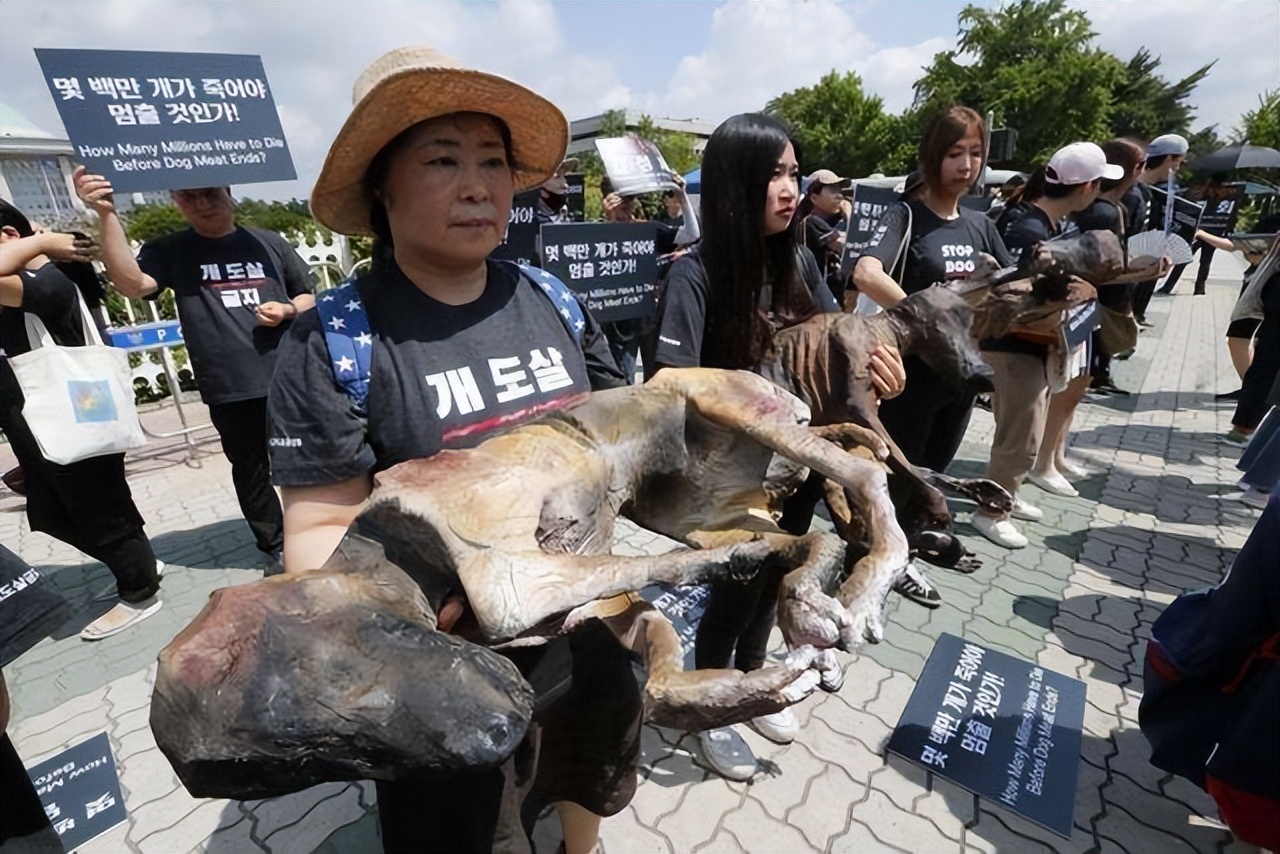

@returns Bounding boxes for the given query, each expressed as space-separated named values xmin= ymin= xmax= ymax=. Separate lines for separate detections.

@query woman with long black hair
xmin=650 ymin=112 xmax=905 ymax=781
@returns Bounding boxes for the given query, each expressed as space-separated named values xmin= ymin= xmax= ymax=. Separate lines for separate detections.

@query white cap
xmin=1045 ymin=142 xmax=1124 ymax=185
xmin=1147 ymin=133 xmax=1189 ymax=158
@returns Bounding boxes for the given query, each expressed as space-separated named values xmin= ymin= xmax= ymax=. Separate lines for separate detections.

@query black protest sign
xmin=1196 ymin=183 xmax=1246 ymax=234
xmin=1062 ymin=300 xmax=1099 ymax=351
xmin=540 ymin=222 xmax=659 ymax=322
xmin=565 ymin=174 xmax=586 ymax=222
xmin=840 ymin=185 xmax=900 ymax=272
xmin=1149 ymin=190 xmax=1205 ymax=245
xmin=36 ymin=48 xmax=295 ymax=192
xmin=596 ymin=137 xmax=678 ymax=197
xmin=640 ymin=583 xmax=710 ymax=669
xmin=887 ymin=633 xmax=1087 ymax=838
xmin=490 ymin=188 xmax=542 ymax=266
xmin=27 ymin=732 xmax=128 ymax=851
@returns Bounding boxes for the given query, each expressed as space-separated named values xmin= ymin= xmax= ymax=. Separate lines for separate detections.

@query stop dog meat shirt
xmin=862 ymin=199 xmax=1013 ymax=294
xmin=267 ymin=259 xmax=621 ymax=487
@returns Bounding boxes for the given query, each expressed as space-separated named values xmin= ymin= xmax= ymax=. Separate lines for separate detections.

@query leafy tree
xmin=122 ymin=197 xmax=329 ymax=245
xmin=912 ymin=0 xmax=1124 ymax=166
xmin=1108 ymin=48 xmax=1214 ymax=141
xmin=123 ymin=202 xmax=187 ymax=244
xmin=1234 ymin=89 xmax=1280 ymax=150
xmin=766 ymin=71 xmax=903 ymax=178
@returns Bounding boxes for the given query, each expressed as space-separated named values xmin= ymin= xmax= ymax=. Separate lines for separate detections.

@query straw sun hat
xmin=310 ymin=46 xmax=569 ymax=235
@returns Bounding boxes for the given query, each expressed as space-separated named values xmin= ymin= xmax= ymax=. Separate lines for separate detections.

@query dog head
xmin=889 ymin=288 xmax=995 ymax=392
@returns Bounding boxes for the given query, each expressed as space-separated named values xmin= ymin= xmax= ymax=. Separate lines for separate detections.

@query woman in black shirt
xmin=854 ymin=107 xmax=1015 ymax=476
xmin=0 ymin=202 xmax=162 ymax=640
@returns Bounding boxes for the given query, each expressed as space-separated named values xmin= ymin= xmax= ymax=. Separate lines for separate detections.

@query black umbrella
xmin=1189 ymin=143 xmax=1280 ymax=173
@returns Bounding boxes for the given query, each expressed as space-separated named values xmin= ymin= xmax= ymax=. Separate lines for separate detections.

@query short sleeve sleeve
xmin=985 ymin=218 xmax=1016 ymax=267
xmin=136 ymin=238 xmax=172 ymax=296
xmin=18 ymin=267 xmax=76 ymax=321
xmin=860 ymin=202 xmax=910 ymax=272
xmin=651 ymin=254 xmax=708 ymax=369
xmin=267 ymin=308 xmax=376 ymax=487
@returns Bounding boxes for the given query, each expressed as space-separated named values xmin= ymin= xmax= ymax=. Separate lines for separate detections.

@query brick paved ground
xmin=1 ymin=252 xmax=1268 ymax=853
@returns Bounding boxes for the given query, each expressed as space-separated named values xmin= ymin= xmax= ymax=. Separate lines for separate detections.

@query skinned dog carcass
xmin=153 ymin=368 xmax=910 ymax=799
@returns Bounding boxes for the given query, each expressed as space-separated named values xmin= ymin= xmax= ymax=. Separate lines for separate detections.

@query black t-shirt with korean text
xmin=267 ymin=259 xmax=624 ymax=488
xmin=651 ymin=245 xmax=839 ymax=369
xmin=862 ymin=199 xmax=1014 ymax=295
xmin=138 ymin=226 xmax=313 ymax=405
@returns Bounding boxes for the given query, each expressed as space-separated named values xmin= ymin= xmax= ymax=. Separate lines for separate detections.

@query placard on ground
xmin=26 ymin=732 xmax=128 ymax=851
xmin=887 ymin=632 xmax=1087 ymax=838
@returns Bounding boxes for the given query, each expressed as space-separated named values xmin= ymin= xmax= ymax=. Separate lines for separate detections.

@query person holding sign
xmin=0 ymin=201 xmax=163 ymax=640
xmin=265 ymin=46 xmax=629 ymax=854
xmin=972 ymin=143 xmax=1115 ymax=549
xmin=74 ymin=174 xmax=315 ymax=573
xmin=853 ymin=108 xmax=1015 ymax=487
xmin=650 ymin=112 xmax=910 ymax=781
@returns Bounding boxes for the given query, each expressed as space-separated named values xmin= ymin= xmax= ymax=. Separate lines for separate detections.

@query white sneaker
xmin=699 ymin=727 xmax=757 ymax=781
xmin=80 ymin=597 xmax=162 ymax=641
xmin=749 ymin=707 xmax=800 ymax=744
xmin=1027 ymin=470 xmax=1079 ymax=498
xmin=972 ymin=514 xmax=1028 ymax=549
xmin=1055 ymin=457 xmax=1092 ymax=480
xmin=1011 ymin=496 xmax=1043 ymax=522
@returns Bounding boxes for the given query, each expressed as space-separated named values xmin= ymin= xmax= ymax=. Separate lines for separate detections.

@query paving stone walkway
xmin=0 ymin=253 xmax=1267 ymax=853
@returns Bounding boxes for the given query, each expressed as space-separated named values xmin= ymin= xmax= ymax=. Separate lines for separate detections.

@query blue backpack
xmin=316 ymin=262 xmax=585 ymax=415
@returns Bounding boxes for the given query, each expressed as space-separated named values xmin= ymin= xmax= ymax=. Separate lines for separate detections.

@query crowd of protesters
xmin=2 ymin=42 xmax=1278 ymax=854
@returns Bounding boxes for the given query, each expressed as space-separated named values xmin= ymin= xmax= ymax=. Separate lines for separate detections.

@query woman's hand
xmin=39 ymin=231 xmax=97 ymax=264
xmin=255 ymin=301 xmax=296 ymax=327
xmin=72 ymin=166 xmax=117 ymax=217
xmin=869 ymin=344 xmax=907 ymax=400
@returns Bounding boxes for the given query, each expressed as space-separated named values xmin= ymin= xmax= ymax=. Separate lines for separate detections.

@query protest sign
xmin=887 ymin=633 xmax=1087 ymax=838
xmin=35 ymin=48 xmax=295 ymax=192
xmin=595 ymin=137 xmax=678 ymax=197
xmin=1149 ymin=190 xmax=1205 ymax=245
xmin=27 ymin=732 xmax=128 ymax=851
xmin=1195 ymin=183 xmax=1246 ymax=234
xmin=839 ymin=184 xmax=899 ymax=274
xmin=565 ymin=174 xmax=586 ymax=222
xmin=1062 ymin=300 xmax=1099 ymax=351
xmin=639 ymin=583 xmax=709 ymax=669
xmin=490 ymin=188 xmax=542 ymax=266
xmin=540 ymin=222 xmax=659 ymax=322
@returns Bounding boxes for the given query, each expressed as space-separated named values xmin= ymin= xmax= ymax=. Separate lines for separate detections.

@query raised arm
xmin=73 ymin=166 xmax=159 ymax=299
xmin=852 ymin=255 xmax=908 ymax=308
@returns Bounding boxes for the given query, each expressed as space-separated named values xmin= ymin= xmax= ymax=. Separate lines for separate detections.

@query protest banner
xmin=1149 ymin=190 xmax=1205 ymax=246
xmin=490 ymin=188 xmax=542 ymax=266
xmin=887 ymin=633 xmax=1087 ymax=837
xmin=540 ymin=222 xmax=659 ymax=323
xmin=26 ymin=732 xmax=128 ymax=851
xmin=639 ymin=583 xmax=709 ymax=669
xmin=595 ymin=136 xmax=678 ymax=197
xmin=839 ymin=184 xmax=899 ymax=274
xmin=35 ymin=48 xmax=295 ymax=192
xmin=1195 ymin=182 xmax=1246 ymax=235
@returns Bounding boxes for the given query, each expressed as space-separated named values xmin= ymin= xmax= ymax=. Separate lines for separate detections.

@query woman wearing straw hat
xmin=267 ymin=47 xmax=631 ymax=854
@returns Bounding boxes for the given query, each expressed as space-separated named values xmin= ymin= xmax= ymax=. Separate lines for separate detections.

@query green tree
xmin=913 ymin=0 xmax=1123 ymax=167
xmin=765 ymin=71 xmax=902 ymax=178
xmin=122 ymin=197 xmax=329 ymax=245
xmin=1108 ymin=48 xmax=1215 ymax=141
xmin=1234 ymin=89 xmax=1280 ymax=150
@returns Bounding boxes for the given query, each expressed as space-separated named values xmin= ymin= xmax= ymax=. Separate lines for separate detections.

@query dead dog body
xmin=153 ymin=367 xmax=910 ymax=798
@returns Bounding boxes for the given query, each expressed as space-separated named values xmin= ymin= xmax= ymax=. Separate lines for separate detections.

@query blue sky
xmin=2 ymin=1 xmax=1276 ymax=201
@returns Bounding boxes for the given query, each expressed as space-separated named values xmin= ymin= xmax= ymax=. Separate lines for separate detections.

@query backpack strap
xmin=506 ymin=261 xmax=585 ymax=347
xmin=316 ymin=281 xmax=372 ymax=415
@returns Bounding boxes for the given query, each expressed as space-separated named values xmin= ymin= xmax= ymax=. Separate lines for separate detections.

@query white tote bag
xmin=9 ymin=292 xmax=146 ymax=465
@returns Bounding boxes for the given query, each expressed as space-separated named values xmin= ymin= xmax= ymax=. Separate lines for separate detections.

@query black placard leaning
xmin=36 ymin=48 xmax=295 ymax=192
xmin=540 ymin=222 xmax=659 ymax=322
xmin=887 ymin=633 xmax=1087 ymax=838
xmin=26 ymin=732 xmax=128 ymax=851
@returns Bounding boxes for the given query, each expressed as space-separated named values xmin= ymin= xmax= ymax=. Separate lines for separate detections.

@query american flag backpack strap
xmin=316 ymin=281 xmax=373 ymax=415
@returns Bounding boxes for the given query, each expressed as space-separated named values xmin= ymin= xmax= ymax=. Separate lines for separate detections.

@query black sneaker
xmin=894 ymin=563 xmax=942 ymax=609
xmin=263 ymin=549 xmax=285 ymax=577
xmin=1215 ymin=388 xmax=1243 ymax=401
xmin=1090 ymin=378 xmax=1130 ymax=396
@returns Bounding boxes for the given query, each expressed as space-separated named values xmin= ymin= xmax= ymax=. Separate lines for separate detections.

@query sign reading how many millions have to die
xmin=26 ymin=732 xmax=128 ymax=851
xmin=35 ymin=48 xmax=296 ymax=192
xmin=540 ymin=222 xmax=660 ymax=323
xmin=887 ymin=633 xmax=1087 ymax=838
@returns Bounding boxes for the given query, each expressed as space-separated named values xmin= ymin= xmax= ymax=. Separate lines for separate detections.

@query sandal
xmin=80 ymin=597 xmax=162 ymax=641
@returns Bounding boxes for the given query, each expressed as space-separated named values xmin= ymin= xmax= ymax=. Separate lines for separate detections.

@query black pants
xmin=207 ymin=398 xmax=283 ymax=555
xmin=1234 ymin=279 xmax=1280 ymax=430
xmin=1193 ymin=245 xmax=1216 ymax=295
xmin=1158 ymin=262 xmax=1189 ymax=295
xmin=878 ymin=357 xmax=977 ymax=473
xmin=1133 ymin=279 xmax=1159 ymax=323
xmin=67 ymin=528 xmax=159 ymax=604
xmin=695 ymin=564 xmax=785 ymax=673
